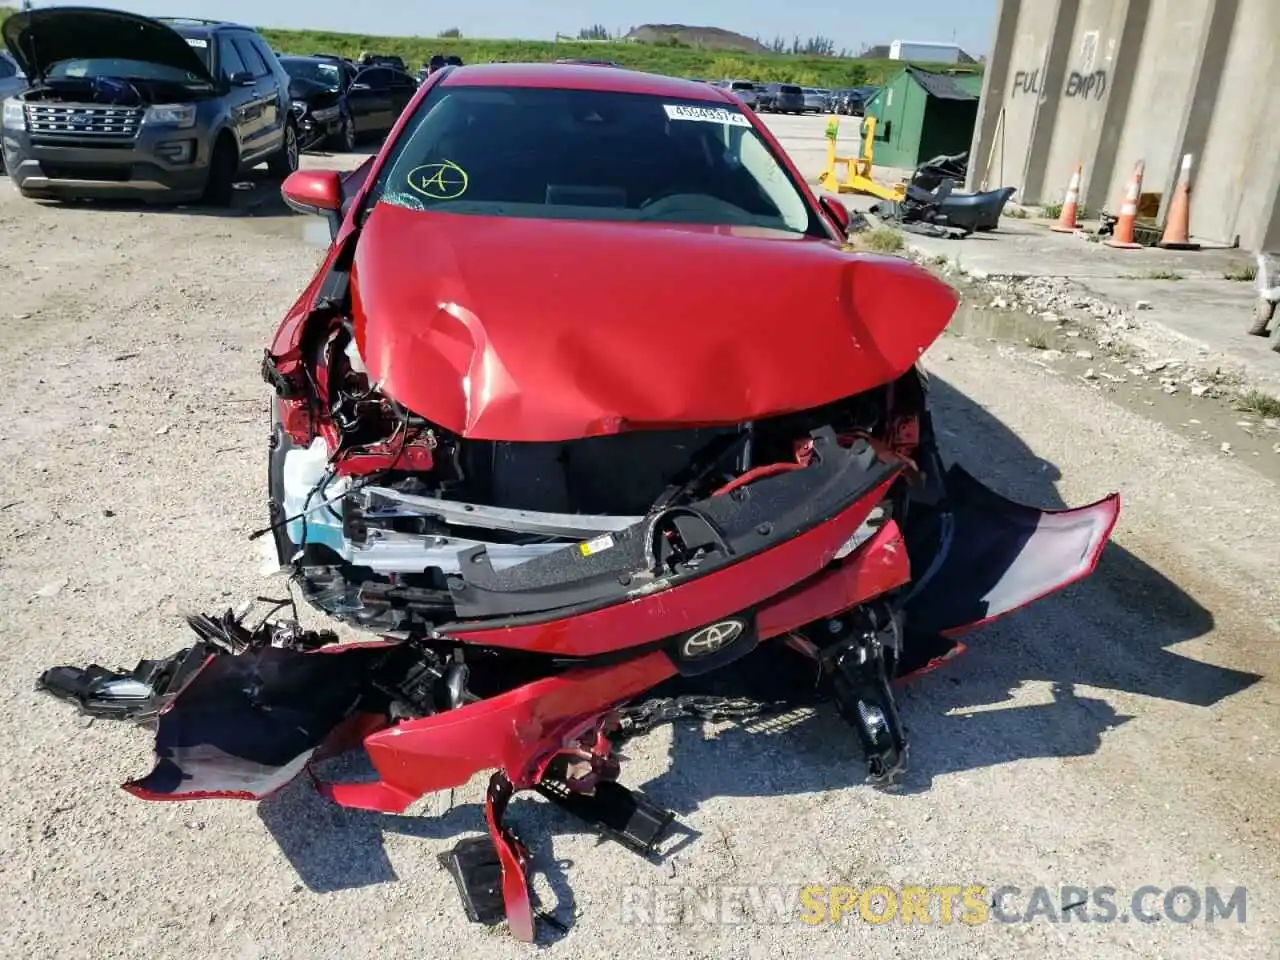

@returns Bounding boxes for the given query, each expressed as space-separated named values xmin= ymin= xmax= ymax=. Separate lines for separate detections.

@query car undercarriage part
xmin=534 ymin=773 xmax=675 ymax=857
xmin=821 ymin=602 xmax=909 ymax=786
xmin=440 ymin=764 xmax=676 ymax=935
xmin=438 ymin=836 xmax=509 ymax=925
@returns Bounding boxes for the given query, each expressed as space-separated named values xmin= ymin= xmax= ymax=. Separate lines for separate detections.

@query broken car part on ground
xmin=37 ymin=63 xmax=1121 ymax=942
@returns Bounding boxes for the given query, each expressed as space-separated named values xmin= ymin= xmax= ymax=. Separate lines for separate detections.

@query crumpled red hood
xmin=351 ymin=203 xmax=958 ymax=441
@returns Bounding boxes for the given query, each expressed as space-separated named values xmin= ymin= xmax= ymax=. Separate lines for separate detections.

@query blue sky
xmin=59 ymin=1 xmax=997 ymax=58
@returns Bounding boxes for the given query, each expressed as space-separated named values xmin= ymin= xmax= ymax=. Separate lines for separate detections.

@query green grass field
xmin=256 ymin=30 xmax=963 ymax=88
xmin=0 ymin=6 xmax=978 ymax=88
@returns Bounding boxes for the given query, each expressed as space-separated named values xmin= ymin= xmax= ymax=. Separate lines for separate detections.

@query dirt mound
xmin=625 ymin=23 xmax=770 ymax=53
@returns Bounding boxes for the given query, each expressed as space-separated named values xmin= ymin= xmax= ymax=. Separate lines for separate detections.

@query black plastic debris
xmin=37 ymin=643 xmax=215 ymax=722
xmin=438 ymin=836 xmax=508 ymax=925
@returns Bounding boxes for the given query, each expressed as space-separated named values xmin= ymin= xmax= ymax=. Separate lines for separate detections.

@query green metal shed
xmin=863 ymin=67 xmax=982 ymax=170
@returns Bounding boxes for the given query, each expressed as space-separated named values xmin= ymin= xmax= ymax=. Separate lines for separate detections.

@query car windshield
xmin=374 ymin=85 xmax=819 ymax=234
xmin=281 ymin=58 xmax=343 ymax=90
xmin=175 ymin=34 xmax=212 ymax=70
xmin=46 ymin=58 xmax=208 ymax=85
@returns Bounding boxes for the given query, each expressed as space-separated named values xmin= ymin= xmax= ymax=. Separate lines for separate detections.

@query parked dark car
xmin=829 ymin=86 xmax=875 ymax=115
xmin=311 ymin=53 xmax=355 ymax=68
xmin=0 ymin=49 xmax=27 ymax=173
xmin=360 ymin=53 xmax=407 ymax=72
xmin=280 ymin=55 xmax=416 ymax=152
xmin=419 ymin=53 xmax=464 ymax=85
xmin=0 ymin=9 xmax=299 ymax=205
xmin=713 ymin=79 xmax=759 ymax=109
xmin=757 ymin=82 xmax=804 ymax=114
xmin=801 ymin=87 xmax=830 ymax=112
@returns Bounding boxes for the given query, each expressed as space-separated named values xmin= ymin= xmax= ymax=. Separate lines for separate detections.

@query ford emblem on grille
xmin=71 ymin=111 xmax=94 ymax=129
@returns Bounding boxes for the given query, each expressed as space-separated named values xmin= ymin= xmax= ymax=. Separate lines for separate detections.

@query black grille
xmin=25 ymin=103 xmax=143 ymax=146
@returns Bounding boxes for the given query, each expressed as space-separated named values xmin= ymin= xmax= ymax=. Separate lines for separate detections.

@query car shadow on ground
xmin=301 ymin=143 xmax=381 ymax=161
xmin=23 ymin=168 xmax=294 ymax=219
xmin=255 ymin=372 xmax=1261 ymax=939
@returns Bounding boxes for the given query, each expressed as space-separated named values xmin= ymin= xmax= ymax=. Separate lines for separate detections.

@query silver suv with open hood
xmin=1 ymin=7 xmax=299 ymax=204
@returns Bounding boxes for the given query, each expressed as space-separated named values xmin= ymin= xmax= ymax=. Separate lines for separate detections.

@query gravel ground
xmin=0 ymin=153 xmax=1277 ymax=960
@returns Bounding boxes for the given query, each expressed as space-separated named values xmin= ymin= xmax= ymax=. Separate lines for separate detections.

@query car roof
xmin=438 ymin=63 xmax=733 ymax=103
xmin=158 ymin=17 xmax=252 ymax=36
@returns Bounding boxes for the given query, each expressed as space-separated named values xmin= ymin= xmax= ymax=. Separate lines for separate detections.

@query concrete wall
xmin=972 ymin=0 xmax=1058 ymax=194
xmin=1193 ymin=0 xmax=1280 ymax=247
xmin=1039 ymin=0 xmax=1142 ymax=208
xmin=968 ymin=0 xmax=1280 ymax=250
xmin=1106 ymin=0 xmax=1210 ymax=207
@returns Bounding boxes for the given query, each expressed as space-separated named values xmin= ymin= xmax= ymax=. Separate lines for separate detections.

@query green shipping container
xmin=863 ymin=66 xmax=982 ymax=170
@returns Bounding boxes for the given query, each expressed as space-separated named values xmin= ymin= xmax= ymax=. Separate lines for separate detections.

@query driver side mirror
xmin=228 ymin=71 xmax=256 ymax=87
xmin=282 ymin=169 xmax=342 ymax=216
xmin=819 ymin=195 xmax=851 ymax=234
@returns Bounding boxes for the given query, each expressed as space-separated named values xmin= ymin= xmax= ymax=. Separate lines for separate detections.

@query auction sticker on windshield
xmin=663 ymin=104 xmax=750 ymax=126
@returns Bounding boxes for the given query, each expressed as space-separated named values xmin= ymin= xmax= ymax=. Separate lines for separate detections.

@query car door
xmin=387 ymin=69 xmax=418 ymax=125
xmin=249 ymin=33 xmax=292 ymax=147
xmin=348 ymin=68 xmax=394 ymax=135
xmin=216 ymin=34 xmax=258 ymax=157
xmin=233 ymin=35 xmax=281 ymax=161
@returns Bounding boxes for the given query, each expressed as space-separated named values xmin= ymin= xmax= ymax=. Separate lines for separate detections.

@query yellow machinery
xmin=817 ymin=115 xmax=907 ymax=202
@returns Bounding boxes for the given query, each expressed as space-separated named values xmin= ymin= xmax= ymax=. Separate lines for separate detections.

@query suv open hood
xmin=2 ymin=7 xmax=216 ymax=84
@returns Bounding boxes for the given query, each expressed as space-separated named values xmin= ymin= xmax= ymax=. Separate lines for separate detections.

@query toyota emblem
xmin=679 ymin=619 xmax=745 ymax=659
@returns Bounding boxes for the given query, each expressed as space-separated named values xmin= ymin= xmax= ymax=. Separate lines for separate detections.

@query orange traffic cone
xmin=1105 ymin=160 xmax=1145 ymax=249
xmin=1051 ymin=164 xmax=1083 ymax=233
xmin=1158 ymin=153 xmax=1200 ymax=250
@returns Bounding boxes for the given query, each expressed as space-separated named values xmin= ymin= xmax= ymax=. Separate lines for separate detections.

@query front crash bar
xmin=358 ymin=486 xmax=642 ymax=537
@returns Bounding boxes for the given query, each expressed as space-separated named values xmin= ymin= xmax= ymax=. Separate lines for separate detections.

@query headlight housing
xmin=143 ymin=103 xmax=196 ymax=128
xmin=2 ymin=98 xmax=25 ymax=129
xmin=311 ymin=105 xmax=339 ymax=122
xmin=291 ymin=100 xmax=309 ymax=119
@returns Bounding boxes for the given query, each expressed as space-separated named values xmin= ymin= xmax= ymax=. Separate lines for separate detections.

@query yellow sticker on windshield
xmin=406 ymin=160 xmax=469 ymax=200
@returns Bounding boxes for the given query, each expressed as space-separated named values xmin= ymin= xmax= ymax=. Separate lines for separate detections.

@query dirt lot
xmin=1 ymin=148 xmax=1278 ymax=960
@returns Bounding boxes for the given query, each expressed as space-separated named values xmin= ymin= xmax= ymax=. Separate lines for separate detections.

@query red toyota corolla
xmin=40 ymin=63 xmax=1119 ymax=942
